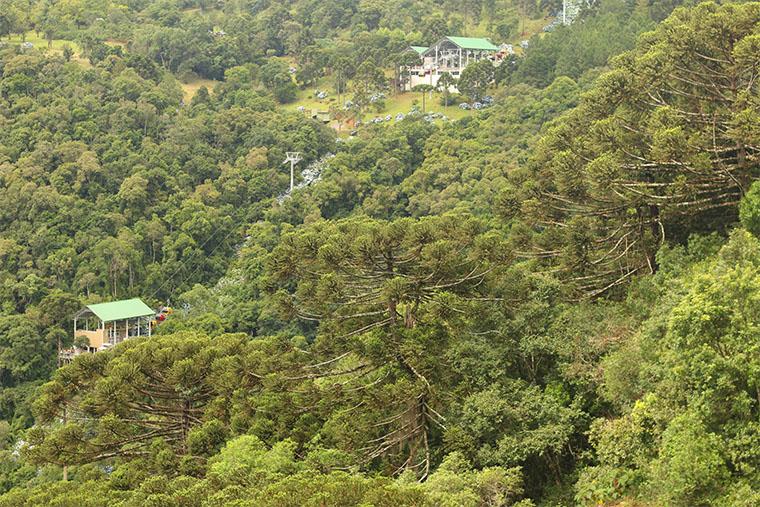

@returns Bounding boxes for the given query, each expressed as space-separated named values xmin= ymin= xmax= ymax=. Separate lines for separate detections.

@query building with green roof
xmin=440 ymin=36 xmax=500 ymax=51
xmin=72 ymin=298 xmax=156 ymax=353
xmin=85 ymin=298 xmax=155 ymax=322
xmin=403 ymin=36 xmax=502 ymax=91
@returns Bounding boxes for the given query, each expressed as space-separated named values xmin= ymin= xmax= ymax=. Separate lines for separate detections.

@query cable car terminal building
xmin=403 ymin=36 xmax=502 ymax=91
xmin=70 ymin=298 xmax=155 ymax=356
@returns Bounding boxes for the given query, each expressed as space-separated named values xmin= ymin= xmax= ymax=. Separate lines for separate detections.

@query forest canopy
xmin=1 ymin=1 xmax=760 ymax=506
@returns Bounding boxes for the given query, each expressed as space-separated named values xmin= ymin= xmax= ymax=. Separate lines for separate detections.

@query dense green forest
xmin=1 ymin=0 xmax=760 ymax=505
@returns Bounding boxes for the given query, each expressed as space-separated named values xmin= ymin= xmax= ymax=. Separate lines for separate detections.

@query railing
xmin=408 ymin=65 xmax=466 ymax=73
xmin=58 ymin=348 xmax=82 ymax=363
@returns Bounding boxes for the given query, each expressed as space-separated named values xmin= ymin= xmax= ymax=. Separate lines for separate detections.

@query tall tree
xmin=458 ymin=59 xmax=494 ymax=102
xmin=267 ymin=213 xmax=510 ymax=477
xmin=350 ymin=59 xmax=386 ymax=115
xmin=522 ymin=1 xmax=760 ymax=296
xmin=412 ymin=84 xmax=435 ymax=112
xmin=27 ymin=333 xmax=250 ymax=465
xmin=436 ymin=72 xmax=456 ymax=109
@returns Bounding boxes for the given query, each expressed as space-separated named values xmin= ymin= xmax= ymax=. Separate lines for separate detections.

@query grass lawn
xmin=4 ymin=33 xmax=220 ymax=103
xmin=461 ymin=13 xmax=552 ymax=41
xmin=180 ymin=77 xmax=221 ymax=102
xmin=286 ymin=76 xmax=475 ymax=131
xmin=2 ymin=32 xmax=128 ymax=68
xmin=515 ymin=16 xmax=553 ymax=46
xmin=4 ymin=32 xmax=82 ymax=54
xmin=288 ymin=83 xmax=334 ymax=115
xmin=105 ymin=39 xmax=128 ymax=49
xmin=4 ymin=33 xmax=94 ymax=68
xmin=384 ymin=90 xmax=473 ymax=121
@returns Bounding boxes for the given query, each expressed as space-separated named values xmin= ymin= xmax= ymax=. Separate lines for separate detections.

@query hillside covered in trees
xmin=1 ymin=0 xmax=760 ymax=506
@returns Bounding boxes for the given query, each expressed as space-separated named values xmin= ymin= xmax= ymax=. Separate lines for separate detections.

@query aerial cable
xmin=148 ymin=220 xmax=236 ymax=300
xmin=159 ymin=226 xmax=240 ymax=301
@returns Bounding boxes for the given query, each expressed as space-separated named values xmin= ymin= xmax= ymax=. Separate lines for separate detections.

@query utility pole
xmin=563 ymin=0 xmax=582 ymax=25
xmin=563 ymin=0 xmax=567 ymax=24
xmin=283 ymin=152 xmax=302 ymax=193
xmin=337 ymin=67 xmax=342 ymax=109
xmin=62 ymin=403 xmax=68 ymax=481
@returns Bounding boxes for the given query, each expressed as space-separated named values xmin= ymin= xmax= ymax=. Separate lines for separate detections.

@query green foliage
xmin=513 ymin=1 xmax=655 ymax=88
xmin=350 ymin=59 xmax=387 ymax=114
xmin=4 ymin=417 xmax=527 ymax=506
xmin=521 ymin=1 xmax=760 ymax=296
xmin=266 ymin=213 xmax=513 ymax=473
xmin=2 ymin=2 xmax=760 ymax=506
xmin=0 ymin=47 xmax=334 ymax=316
xmin=0 ymin=315 xmax=50 ymax=388
xmin=27 ymin=332 xmax=255 ymax=465
xmin=458 ymin=60 xmax=494 ymax=102
xmin=423 ymin=452 xmax=525 ymax=507
xmin=650 ymin=414 xmax=730 ymax=505
xmin=261 ymin=60 xmax=298 ymax=103
xmin=740 ymin=180 xmax=760 ymax=236
xmin=579 ymin=230 xmax=760 ymax=505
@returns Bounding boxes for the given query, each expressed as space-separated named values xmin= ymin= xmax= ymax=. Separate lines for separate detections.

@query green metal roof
xmin=445 ymin=36 xmax=499 ymax=51
xmin=86 ymin=298 xmax=154 ymax=322
xmin=410 ymin=46 xmax=428 ymax=55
